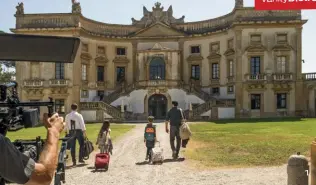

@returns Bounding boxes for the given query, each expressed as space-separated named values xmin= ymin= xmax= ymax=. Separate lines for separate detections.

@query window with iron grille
xmin=250 ymin=57 xmax=260 ymax=75
xmin=212 ymin=63 xmax=219 ymax=79
xmin=251 ymin=94 xmax=261 ymax=110
xmin=55 ymin=62 xmax=65 ymax=79
xmin=97 ymin=66 xmax=104 ymax=82
xmin=191 ymin=65 xmax=200 ymax=80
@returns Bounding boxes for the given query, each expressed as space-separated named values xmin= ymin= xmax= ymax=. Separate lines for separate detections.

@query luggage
xmin=95 ymin=153 xmax=110 ymax=170
xmin=83 ymin=138 xmax=94 ymax=160
xmin=151 ymin=141 xmax=164 ymax=163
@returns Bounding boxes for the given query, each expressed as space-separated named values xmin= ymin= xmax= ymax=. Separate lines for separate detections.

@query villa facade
xmin=12 ymin=0 xmax=316 ymax=121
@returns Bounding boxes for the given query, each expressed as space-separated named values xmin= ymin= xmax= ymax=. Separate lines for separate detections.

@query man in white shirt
xmin=65 ymin=103 xmax=87 ymax=166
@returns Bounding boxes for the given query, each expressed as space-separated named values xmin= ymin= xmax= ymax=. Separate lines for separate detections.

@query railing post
xmin=311 ymin=139 xmax=316 ymax=185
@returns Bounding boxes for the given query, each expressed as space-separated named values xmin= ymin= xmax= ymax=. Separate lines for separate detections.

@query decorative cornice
xmin=113 ymin=56 xmax=130 ymax=63
xmin=207 ymin=52 xmax=222 ymax=60
xmin=245 ymin=44 xmax=266 ymax=52
xmin=80 ymin=52 xmax=92 ymax=60
xmin=246 ymin=84 xmax=266 ymax=91
xmin=224 ymin=48 xmax=235 ymax=56
xmin=187 ymin=54 xmax=204 ymax=62
xmin=272 ymin=83 xmax=292 ymax=91
xmin=272 ymin=44 xmax=293 ymax=51
xmin=95 ymin=55 xmax=109 ymax=63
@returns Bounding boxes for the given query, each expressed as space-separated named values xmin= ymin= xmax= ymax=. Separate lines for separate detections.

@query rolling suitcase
xmin=95 ymin=153 xmax=110 ymax=171
xmin=151 ymin=141 xmax=164 ymax=164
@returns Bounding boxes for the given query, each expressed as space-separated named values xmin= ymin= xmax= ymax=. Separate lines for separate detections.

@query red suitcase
xmin=95 ymin=153 xmax=110 ymax=171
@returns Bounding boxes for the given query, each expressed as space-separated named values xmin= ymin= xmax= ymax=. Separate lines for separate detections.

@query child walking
xmin=144 ymin=116 xmax=157 ymax=163
xmin=96 ymin=120 xmax=113 ymax=154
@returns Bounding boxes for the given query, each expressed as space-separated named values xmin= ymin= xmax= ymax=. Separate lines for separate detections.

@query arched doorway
xmin=148 ymin=94 xmax=167 ymax=119
xmin=149 ymin=57 xmax=165 ymax=80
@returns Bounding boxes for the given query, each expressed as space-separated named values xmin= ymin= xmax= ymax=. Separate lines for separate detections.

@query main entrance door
xmin=148 ymin=94 xmax=167 ymax=119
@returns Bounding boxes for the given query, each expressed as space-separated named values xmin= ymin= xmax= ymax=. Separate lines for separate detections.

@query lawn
xmin=185 ymin=118 xmax=316 ymax=168
xmin=7 ymin=123 xmax=135 ymax=150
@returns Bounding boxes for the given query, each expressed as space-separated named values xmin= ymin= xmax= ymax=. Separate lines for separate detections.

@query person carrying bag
xmin=179 ymin=108 xmax=192 ymax=148
xmin=83 ymin=137 xmax=94 ymax=160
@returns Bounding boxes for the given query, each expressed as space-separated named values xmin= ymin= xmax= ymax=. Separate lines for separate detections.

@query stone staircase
xmin=80 ymin=80 xmax=235 ymax=121
xmin=182 ymin=82 xmax=236 ymax=120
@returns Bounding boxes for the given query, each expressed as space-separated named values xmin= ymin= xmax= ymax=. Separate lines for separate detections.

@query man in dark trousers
xmin=165 ymin=101 xmax=184 ymax=159
xmin=65 ymin=103 xmax=87 ymax=166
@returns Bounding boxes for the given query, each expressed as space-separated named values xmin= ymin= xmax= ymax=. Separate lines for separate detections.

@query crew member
xmin=0 ymin=113 xmax=65 ymax=185
xmin=65 ymin=103 xmax=87 ymax=166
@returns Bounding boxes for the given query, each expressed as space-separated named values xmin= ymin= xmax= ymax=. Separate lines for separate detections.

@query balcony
xmin=137 ymin=80 xmax=182 ymax=88
xmin=227 ymin=76 xmax=235 ymax=84
xmin=245 ymin=74 xmax=267 ymax=82
xmin=49 ymin=79 xmax=69 ymax=87
xmin=23 ymin=79 xmax=44 ymax=87
xmin=303 ymin=73 xmax=316 ymax=81
xmin=273 ymin=73 xmax=293 ymax=81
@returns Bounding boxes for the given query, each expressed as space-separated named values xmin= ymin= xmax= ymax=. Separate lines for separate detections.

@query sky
xmin=0 ymin=0 xmax=315 ymax=73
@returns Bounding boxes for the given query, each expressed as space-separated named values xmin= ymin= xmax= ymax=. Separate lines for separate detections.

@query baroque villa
xmin=13 ymin=0 xmax=316 ymax=121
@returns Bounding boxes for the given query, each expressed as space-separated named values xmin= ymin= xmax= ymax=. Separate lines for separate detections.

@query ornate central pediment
xmin=131 ymin=2 xmax=185 ymax=27
xmin=132 ymin=22 xmax=185 ymax=37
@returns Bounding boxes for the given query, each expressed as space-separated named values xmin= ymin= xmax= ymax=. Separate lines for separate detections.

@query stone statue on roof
xmin=71 ymin=0 xmax=81 ymax=14
xmin=131 ymin=2 xmax=185 ymax=27
xmin=15 ymin=2 xmax=24 ymax=16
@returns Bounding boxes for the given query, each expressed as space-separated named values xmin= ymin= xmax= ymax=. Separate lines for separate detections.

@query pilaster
xmin=179 ymin=40 xmax=184 ymax=81
xmin=295 ymin=27 xmax=304 ymax=115
xmin=132 ymin=41 xmax=138 ymax=82
xmin=234 ymin=28 xmax=243 ymax=117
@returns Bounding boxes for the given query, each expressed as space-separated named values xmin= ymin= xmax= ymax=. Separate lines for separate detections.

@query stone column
xmin=234 ymin=28 xmax=243 ymax=118
xmin=179 ymin=40 xmax=184 ymax=81
xmin=132 ymin=41 xmax=138 ymax=82
xmin=295 ymin=27 xmax=304 ymax=115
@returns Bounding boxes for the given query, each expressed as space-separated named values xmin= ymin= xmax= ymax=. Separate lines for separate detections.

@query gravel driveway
xmin=49 ymin=123 xmax=287 ymax=185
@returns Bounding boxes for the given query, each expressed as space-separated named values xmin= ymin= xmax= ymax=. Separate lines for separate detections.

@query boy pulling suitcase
xmin=144 ymin=116 xmax=156 ymax=164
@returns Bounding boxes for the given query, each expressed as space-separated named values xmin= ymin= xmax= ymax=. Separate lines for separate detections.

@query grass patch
xmin=7 ymin=123 xmax=135 ymax=151
xmin=185 ymin=118 xmax=316 ymax=168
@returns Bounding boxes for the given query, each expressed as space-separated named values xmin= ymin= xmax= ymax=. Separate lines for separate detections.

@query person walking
xmin=165 ymin=101 xmax=184 ymax=159
xmin=65 ymin=103 xmax=87 ymax=166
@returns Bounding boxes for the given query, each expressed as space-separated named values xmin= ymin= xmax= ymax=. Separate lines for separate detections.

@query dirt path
xmin=52 ymin=123 xmax=287 ymax=185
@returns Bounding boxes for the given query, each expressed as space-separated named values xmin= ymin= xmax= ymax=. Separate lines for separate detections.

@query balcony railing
xmin=273 ymin=73 xmax=293 ymax=81
xmin=49 ymin=79 xmax=69 ymax=86
xmin=137 ymin=80 xmax=182 ymax=88
xmin=23 ymin=79 xmax=44 ymax=87
xmin=245 ymin=74 xmax=267 ymax=81
xmin=303 ymin=73 xmax=316 ymax=81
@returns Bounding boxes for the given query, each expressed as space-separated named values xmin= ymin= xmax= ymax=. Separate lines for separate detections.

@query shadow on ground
xmin=66 ymin=163 xmax=88 ymax=169
xmin=87 ymin=166 xmax=109 ymax=173
xmin=212 ymin=117 xmax=303 ymax=124
xmin=135 ymin=158 xmax=185 ymax=165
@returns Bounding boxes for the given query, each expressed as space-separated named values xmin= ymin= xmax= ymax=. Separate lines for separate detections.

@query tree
xmin=0 ymin=65 xmax=15 ymax=83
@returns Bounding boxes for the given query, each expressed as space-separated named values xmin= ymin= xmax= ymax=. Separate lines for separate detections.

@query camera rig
xmin=0 ymin=81 xmax=54 ymax=135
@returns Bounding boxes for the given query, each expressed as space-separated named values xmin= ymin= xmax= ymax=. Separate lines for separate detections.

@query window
xmin=276 ymin=56 xmax=286 ymax=73
xmin=250 ymin=57 xmax=261 ymax=75
xmin=228 ymin=60 xmax=234 ymax=77
xmin=228 ymin=86 xmax=234 ymax=93
xmin=212 ymin=63 xmax=219 ymax=79
xmin=116 ymin=67 xmax=126 ymax=82
xmin=190 ymin=46 xmax=200 ymax=54
xmin=251 ymin=94 xmax=261 ymax=110
xmin=97 ymin=90 xmax=104 ymax=96
xmin=55 ymin=99 xmax=65 ymax=114
xmin=55 ymin=63 xmax=65 ymax=79
xmin=116 ymin=47 xmax=126 ymax=56
xmin=97 ymin=66 xmax=105 ymax=82
xmin=212 ymin=87 xmax=220 ymax=95
xmin=81 ymin=64 xmax=87 ymax=81
xmin=97 ymin=46 xmax=105 ymax=54
xmin=191 ymin=65 xmax=200 ymax=80
xmin=277 ymin=93 xmax=287 ymax=109
xmin=81 ymin=90 xmax=88 ymax=98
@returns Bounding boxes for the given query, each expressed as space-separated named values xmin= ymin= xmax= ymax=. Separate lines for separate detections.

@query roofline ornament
xmin=131 ymin=2 xmax=185 ymax=27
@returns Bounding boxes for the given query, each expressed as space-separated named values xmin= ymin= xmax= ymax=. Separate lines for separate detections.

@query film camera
xmin=0 ymin=33 xmax=80 ymax=185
